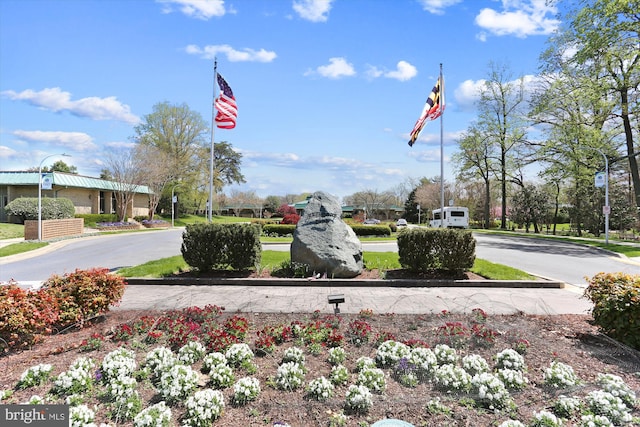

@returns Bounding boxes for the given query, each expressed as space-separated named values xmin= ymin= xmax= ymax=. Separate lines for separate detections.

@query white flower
xmin=133 ymin=401 xmax=172 ymax=427
xmin=157 ymin=364 xmax=198 ymax=403
xmin=471 ymin=372 xmax=511 ymax=410
xmin=462 ymin=354 xmax=490 ymax=376
xmin=376 ymin=340 xmax=410 ymax=367
xmin=202 ymin=352 xmax=227 ymax=373
xmin=233 ymin=377 xmax=260 ymax=404
xmin=225 ymin=343 xmax=254 ymax=367
xmin=184 ymin=389 xmax=225 ymax=424
xmin=495 ymin=348 xmax=525 ymax=371
xmin=543 ymin=361 xmax=580 ymax=388
xmin=275 ymin=361 xmax=305 ymax=391
xmin=585 ymin=390 xmax=633 ymax=425
xmin=531 ymin=410 xmax=563 ymax=427
xmin=178 ymin=341 xmax=206 ymax=364
xmin=327 ymin=347 xmax=346 ymax=365
xmin=357 ymin=368 xmax=386 ymax=393
xmin=69 ymin=404 xmax=95 ymax=427
xmin=345 ymin=384 xmax=372 ymax=412
xmin=434 ymin=344 xmax=458 ymax=365
xmin=306 ymin=376 xmax=334 ymax=401
xmin=282 ymin=346 xmax=305 ymax=364
xmin=596 ymin=373 xmax=637 ymax=408
xmin=433 ymin=364 xmax=471 ymax=393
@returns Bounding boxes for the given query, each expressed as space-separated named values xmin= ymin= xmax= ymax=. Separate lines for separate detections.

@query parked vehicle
xmin=396 ymin=218 xmax=408 ymax=227
xmin=429 ymin=207 xmax=469 ymax=229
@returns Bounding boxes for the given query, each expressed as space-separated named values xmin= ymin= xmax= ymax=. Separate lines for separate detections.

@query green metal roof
xmin=0 ymin=171 xmax=152 ymax=194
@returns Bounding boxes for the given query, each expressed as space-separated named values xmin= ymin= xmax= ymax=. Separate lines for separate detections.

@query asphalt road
xmin=1 ymin=228 xmax=639 ymax=286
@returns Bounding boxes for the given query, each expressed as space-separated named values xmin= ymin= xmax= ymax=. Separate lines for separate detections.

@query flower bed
xmin=1 ymin=308 xmax=638 ymax=426
xmin=96 ymin=221 xmax=141 ymax=231
xmin=141 ymin=220 xmax=170 ymax=228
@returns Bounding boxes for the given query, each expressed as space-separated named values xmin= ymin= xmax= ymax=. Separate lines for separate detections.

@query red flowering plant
xmin=133 ymin=315 xmax=157 ymax=334
xmin=111 ymin=323 xmax=135 ymax=342
xmin=403 ymin=338 xmax=430 ymax=348
xmin=346 ymin=319 xmax=372 ymax=346
xmin=375 ymin=331 xmax=397 ymax=347
xmin=436 ymin=321 xmax=470 ymax=348
xmin=224 ymin=315 xmax=250 ymax=340
xmin=470 ymin=323 xmax=498 ymax=348
xmin=80 ymin=332 xmax=105 ymax=352
xmin=253 ymin=330 xmax=277 ymax=355
xmin=203 ymin=328 xmax=239 ymax=353
xmin=325 ymin=328 xmax=344 ymax=348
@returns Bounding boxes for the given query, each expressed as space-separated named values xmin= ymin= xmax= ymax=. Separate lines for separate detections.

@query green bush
xmin=263 ymin=224 xmax=296 ymax=236
xmin=397 ymin=228 xmax=475 ymax=273
xmin=75 ymin=214 xmax=119 ymax=227
xmin=583 ymin=272 xmax=640 ymax=350
xmin=41 ymin=268 xmax=127 ymax=329
xmin=5 ymin=197 xmax=75 ymax=222
xmin=181 ymin=223 xmax=262 ymax=272
xmin=351 ymin=225 xmax=392 ymax=237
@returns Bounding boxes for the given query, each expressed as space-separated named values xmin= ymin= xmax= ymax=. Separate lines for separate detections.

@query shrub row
xmin=584 ymin=272 xmax=640 ymax=350
xmin=75 ymin=213 xmax=119 ymax=227
xmin=181 ymin=223 xmax=262 ymax=272
xmin=350 ymin=225 xmax=392 ymax=237
xmin=0 ymin=268 xmax=126 ymax=353
xmin=4 ymin=197 xmax=75 ymax=222
xmin=397 ymin=228 xmax=475 ymax=273
xmin=262 ymin=224 xmax=296 ymax=236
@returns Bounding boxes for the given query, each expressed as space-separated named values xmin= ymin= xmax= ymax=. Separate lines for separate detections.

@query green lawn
xmin=0 ymin=223 xmax=24 ymax=239
xmin=117 ymin=251 xmax=530 ymax=281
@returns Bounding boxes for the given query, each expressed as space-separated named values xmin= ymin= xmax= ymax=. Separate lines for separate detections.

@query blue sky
xmin=0 ymin=0 xmax=563 ymax=199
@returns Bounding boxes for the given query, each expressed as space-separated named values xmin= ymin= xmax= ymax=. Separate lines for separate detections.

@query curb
xmin=125 ymin=277 xmax=565 ymax=288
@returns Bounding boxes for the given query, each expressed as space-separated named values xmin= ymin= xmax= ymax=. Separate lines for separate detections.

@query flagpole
xmin=209 ymin=58 xmax=218 ymax=222
xmin=439 ymin=62 xmax=445 ymax=220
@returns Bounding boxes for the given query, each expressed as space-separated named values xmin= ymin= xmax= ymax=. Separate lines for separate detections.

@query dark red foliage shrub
xmin=0 ymin=283 xmax=60 ymax=353
xmin=281 ymin=213 xmax=300 ymax=224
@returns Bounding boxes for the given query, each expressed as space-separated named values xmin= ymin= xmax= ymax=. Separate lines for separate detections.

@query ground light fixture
xmin=328 ymin=294 xmax=345 ymax=314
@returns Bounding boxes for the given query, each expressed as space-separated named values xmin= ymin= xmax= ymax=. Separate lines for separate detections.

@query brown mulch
xmin=1 ymin=308 xmax=639 ymax=426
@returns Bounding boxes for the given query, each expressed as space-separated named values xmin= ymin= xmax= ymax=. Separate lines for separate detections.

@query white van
xmin=429 ymin=207 xmax=469 ymax=229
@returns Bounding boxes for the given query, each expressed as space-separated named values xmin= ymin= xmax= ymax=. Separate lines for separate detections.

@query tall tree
xmin=564 ymin=0 xmax=640 ymax=212
xmin=476 ymin=62 xmax=529 ymax=229
xmin=105 ymin=149 xmax=145 ymax=222
xmin=452 ymin=123 xmax=496 ymax=229
xmin=134 ymin=144 xmax=176 ymax=220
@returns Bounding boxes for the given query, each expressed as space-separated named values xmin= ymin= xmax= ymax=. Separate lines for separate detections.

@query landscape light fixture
xmin=328 ymin=294 xmax=345 ymax=314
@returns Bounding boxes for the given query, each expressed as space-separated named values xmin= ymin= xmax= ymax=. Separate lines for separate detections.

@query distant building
xmin=0 ymin=171 xmax=152 ymax=223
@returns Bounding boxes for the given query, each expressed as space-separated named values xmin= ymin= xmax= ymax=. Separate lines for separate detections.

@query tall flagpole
xmin=209 ymin=58 xmax=218 ymax=222
xmin=439 ymin=62 xmax=445 ymax=219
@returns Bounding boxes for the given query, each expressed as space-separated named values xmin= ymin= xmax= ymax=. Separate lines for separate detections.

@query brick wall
xmin=24 ymin=218 xmax=84 ymax=241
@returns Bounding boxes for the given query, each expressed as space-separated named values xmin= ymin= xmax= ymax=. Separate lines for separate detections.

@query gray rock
xmin=291 ymin=191 xmax=363 ymax=278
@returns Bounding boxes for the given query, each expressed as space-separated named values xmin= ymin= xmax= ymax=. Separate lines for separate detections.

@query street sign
xmin=595 ymin=171 xmax=606 ymax=188
xmin=603 ymin=205 xmax=610 ymax=215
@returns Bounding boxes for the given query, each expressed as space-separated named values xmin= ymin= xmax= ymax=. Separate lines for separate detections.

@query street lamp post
xmin=583 ymin=148 xmax=609 ymax=245
xmin=38 ymin=153 xmax=70 ymax=241
xmin=171 ymin=184 xmax=181 ymax=228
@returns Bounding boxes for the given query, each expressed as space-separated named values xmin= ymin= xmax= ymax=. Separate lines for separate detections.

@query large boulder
xmin=291 ymin=191 xmax=363 ymax=278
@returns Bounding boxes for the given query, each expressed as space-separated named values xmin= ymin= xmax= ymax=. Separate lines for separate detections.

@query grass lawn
xmin=0 ymin=223 xmax=24 ymax=239
xmin=116 ymin=251 xmax=530 ymax=281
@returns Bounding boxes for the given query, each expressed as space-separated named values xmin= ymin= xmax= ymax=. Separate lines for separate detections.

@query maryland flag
xmin=408 ymin=77 xmax=444 ymax=146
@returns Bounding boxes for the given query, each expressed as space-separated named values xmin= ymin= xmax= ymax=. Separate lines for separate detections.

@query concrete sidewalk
xmin=114 ymin=282 xmax=593 ymax=316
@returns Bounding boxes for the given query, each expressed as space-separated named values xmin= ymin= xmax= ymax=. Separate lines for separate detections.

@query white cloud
xmin=2 ymin=87 xmax=140 ymax=124
xmin=0 ymin=145 xmax=18 ymax=158
xmin=157 ymin=0 xmax=226 ymax=20
xmin=475 ymin=0 xmax=560 ymax=39
xmin=12 ymin=130 xmax=97 ymax=151
xmin=454 ymin=78 xmax=486 ymax=111
xmin=383 ymin=61 xmax=418 ymax=81
xmin=185 ymin=44 xmax=277 ymax=62
xmin=418 ymin=0 xmax=462 ymax=15
xmin=454 ymin=74 xmax=541 ymax=110
xmin=292 ymin=0 xmax=334 ymax=22
xmin=408 ymin=149 xmax=450 ymax=163
xmin=104 ymin=141 xmax=136 ymax=150
xmin=308 ymin=57 xmax=356 ymax=79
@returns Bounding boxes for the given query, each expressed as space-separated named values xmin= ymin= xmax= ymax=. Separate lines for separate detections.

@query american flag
xmin=408 ymin=77 xmax=444 ymax=147
xmin=215 ymin=73 xmax=237 ymax=129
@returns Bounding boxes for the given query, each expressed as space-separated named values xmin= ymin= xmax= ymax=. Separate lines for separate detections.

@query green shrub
xmin=41 ymin=268 xmax=127 ymax=329
xmin=351 ymin=225 xmax=392 ymax=237
xmin=75 ymin=214 xmax=119 ymax=227
xmin=263 ymin=224 xmax=296 ymax=236
xmin=181 ymin=223 xmax=262 ymax=272
xmin=583 ymin=272 xmax=640 ymax=350
xmin=5 ymin=197 xmax=75 ymax=222
xmin=397 ymin=228 xmax=475 ymax=273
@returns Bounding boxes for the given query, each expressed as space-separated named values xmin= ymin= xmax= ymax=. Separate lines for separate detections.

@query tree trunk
xmin=484 ymin=178 xmax=491 ymax=229
xmin=620 ymin=89 xmax=640 ymax=215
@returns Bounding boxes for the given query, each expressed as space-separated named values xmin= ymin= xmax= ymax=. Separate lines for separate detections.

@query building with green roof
xmin=0 ymin=171 xmax=152 ymax=223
